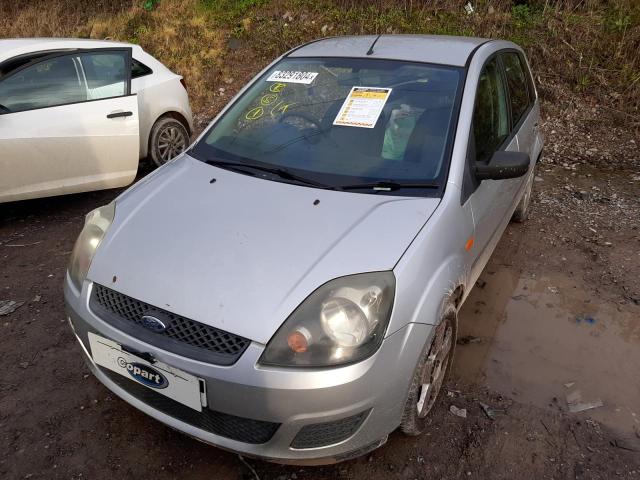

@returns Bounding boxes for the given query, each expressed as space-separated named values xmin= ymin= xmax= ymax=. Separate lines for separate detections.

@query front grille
xmin=291 ymin=410 xmax=370 ymax=449
xmin=101 ymin=367 xmax=280 ymax=444
xmin=90 ymin=284 xmax=250 ymax=365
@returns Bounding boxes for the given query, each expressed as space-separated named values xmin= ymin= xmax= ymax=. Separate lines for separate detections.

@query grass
xmin=0 ymin=0 xmax=638 ymax=125
xmin=239 ymin=0 xmax=640 ymax=124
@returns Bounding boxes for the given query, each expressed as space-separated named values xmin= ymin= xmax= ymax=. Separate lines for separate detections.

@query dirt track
xmin=1 ymin=119 xmax=639 ymax=479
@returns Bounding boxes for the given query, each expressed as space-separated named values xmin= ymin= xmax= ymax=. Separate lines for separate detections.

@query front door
xmin=0 ymin=48 xmax=139 ymax=203
xmin=467 ymin=56 xmax=520 ymax=282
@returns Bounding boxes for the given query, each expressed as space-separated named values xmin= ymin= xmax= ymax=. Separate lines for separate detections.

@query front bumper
xmin=64 ymin=276 xmax=431 ymax=464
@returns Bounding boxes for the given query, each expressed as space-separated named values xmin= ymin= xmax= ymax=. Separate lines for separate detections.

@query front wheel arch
xmin=161 ymin=111 xmax=191 ymax=136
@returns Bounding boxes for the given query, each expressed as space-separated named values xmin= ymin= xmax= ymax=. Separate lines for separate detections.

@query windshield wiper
xmin=204 ymin=159 xmax=334 ymax=190
xmin=340 ymin=181 xmax=440 ymax=191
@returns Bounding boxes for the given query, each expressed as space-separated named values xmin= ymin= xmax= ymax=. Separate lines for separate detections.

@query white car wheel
xmin=149 ymin=117 xmax=189 ymax=167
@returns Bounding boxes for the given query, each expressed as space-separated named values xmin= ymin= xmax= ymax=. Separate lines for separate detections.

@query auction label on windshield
xmin=266 ymin=70 xmax=318 ymax=84
xmin=333 ymin=87 xmax=392 ymax=128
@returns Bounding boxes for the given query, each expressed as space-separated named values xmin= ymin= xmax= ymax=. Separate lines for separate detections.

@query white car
xmin=0 ymin=38 xmax=193 ymax=203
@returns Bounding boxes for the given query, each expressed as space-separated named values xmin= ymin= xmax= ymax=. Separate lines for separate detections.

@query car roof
xmin=0 ymin=38 xmax=138 ymax=63
xmin=287 ymin=35 xmax=494 ymax=67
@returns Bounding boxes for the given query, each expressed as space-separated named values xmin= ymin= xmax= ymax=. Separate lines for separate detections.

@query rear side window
xmin=0 ymin=55 xmax=85 ymax=112
xmin=501 ymin=52 xmax=530 ymax=126
xmin=131 ymin=59 xmax=152 ymax=79
xmin=472 ymin=58 xmax=509 ymax=163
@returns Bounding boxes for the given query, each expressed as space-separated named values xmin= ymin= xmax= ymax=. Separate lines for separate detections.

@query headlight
xmin=67 ymin=202 xmax=115 ymax=291
xmin=259 ymin=272 xmax=395 ymax=367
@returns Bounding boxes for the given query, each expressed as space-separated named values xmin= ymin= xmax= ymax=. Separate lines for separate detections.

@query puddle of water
xmin=455 ymin=266 xmax=640 ymax=444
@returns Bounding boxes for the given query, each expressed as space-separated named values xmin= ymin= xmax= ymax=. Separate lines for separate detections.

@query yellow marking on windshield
xmin=245 ymin=106 xmax=264 ymax=120
xmin=244 ymin=83 xmax=290 ymax=121
xmin=269 ymin=82 xmax=287 ymax=93
xmin=270 ymin=101 xmax=297 ymax=118
xmin=260 ymin=93 xmax=279 ymax=106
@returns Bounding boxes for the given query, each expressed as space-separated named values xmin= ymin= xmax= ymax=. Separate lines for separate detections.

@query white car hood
xmin=88 ymin=155 xmax=440 ymax=344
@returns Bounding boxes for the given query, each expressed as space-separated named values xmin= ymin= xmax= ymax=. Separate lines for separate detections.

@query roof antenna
xmin=366 ymin=34 xmax=382 ymax=56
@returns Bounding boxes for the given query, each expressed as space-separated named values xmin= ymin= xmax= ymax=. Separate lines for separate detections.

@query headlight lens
xmin=259 ymin=272 xmax=395 ymax=367
xmin=67 ymin=202 xmax=115 ymax=291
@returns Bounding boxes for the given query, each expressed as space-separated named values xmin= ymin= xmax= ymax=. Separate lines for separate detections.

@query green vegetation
xmin=200 ymin=0 xmax=268 ymax=24
xmin=0 ymin=0 xmax=638 ymax=124
xmin=142 ymin=0 xmax=159 ymax=12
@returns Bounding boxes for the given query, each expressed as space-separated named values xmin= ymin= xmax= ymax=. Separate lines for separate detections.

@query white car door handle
xmin=107 ymin=111 xmax=133 ymax=119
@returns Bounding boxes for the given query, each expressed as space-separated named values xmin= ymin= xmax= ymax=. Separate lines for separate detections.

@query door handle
xmin=107 ymin=111 xmax=133 ymax=119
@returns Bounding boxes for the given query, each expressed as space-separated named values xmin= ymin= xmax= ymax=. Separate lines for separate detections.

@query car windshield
xmin=190 ymin=57 xmax=463 ymax=195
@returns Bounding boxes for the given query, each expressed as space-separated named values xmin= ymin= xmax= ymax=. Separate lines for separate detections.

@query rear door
xmin=501 ymin=51 xmax=537 ymax=162
xmin=0 ymin=48 xmax=139 ymax=203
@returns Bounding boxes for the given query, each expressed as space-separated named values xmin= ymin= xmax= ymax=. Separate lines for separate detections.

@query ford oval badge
xmin=141 ymin=315 xmax=167 ymax=333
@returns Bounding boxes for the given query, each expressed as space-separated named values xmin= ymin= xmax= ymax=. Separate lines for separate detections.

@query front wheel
xmin=149 ymin=117 xmax=189 ymax=167
xmin=400 ymin=305 xmax=457 ymax=436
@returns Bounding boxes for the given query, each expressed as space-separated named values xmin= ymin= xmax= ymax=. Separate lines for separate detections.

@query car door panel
xmin=502 ymin=51 xmax=539 ymax=205
xmin=468 ymin=135 xmax=520 ymax=285
xmin=465 ymin=55 xmax=518 ymax=284
xmin=511 ymin=107 xmax=538 ymax=207
xmin=0 ymin=48 xmax=139 ymax=203
xmin=0 ymin=95 xmax=139 ymax=202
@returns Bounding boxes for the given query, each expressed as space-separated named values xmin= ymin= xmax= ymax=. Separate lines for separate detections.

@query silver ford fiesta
xmin=64 ymin=35 xmax=543 ymax=464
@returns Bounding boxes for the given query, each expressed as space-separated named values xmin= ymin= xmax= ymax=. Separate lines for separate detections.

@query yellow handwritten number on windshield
xmin=269 ymin=82 xmax=287 ymax=93
xmin=245 ymin=107 xmax=264 ymax=120
xmin=260 ymin=94 xmax=279 ymax=106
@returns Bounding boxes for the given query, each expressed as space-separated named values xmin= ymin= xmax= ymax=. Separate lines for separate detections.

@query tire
xmin=149 ymin=116 xmax=189 ymax=167
xmin=512 ymin=171 xmax=534 ymax=223
xmin=400 ymin=304 xmax=457 ymax=436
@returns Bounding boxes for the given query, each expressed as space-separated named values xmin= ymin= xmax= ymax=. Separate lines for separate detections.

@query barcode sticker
xmin=266 ymin=70 xmax=319 ymax=84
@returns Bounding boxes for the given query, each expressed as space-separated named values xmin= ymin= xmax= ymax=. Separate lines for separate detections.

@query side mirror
xmin=475 ymin=151 xmax=530 ymax=181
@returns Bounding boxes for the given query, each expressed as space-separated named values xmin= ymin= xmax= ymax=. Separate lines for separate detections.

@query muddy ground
xmin=1 ymin=110 xmax=639 ymax=479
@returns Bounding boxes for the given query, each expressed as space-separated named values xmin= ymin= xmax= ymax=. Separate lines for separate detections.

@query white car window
xmin=0 ymin=55 xmax=85 ymax=112
xmin=78 ymin=52 xmax=127 ymax=100
xmin=0 ymin=50 xmax=129 ymax=114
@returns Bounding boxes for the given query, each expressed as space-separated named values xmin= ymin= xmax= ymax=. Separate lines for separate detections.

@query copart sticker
xmin=333 ymin=86 xmax=392 ymax=128
xmin=266 ymin=70 xmax=318 ymax=84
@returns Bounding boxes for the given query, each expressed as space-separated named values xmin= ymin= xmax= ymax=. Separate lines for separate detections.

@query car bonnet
xmin=87 ymin=155 xmax=440 ymax=344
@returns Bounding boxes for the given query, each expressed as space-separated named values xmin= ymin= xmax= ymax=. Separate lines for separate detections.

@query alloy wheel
xmin=157 ymin=124 xmax=187 ymax=162
xmin=416 ymin=319 xmax=454 ymax=417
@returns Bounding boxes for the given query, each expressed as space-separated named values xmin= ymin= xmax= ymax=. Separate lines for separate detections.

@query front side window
xmin=472 ymin=58 xmax=509 ymax=163
xmin=0 ymin=55 xmax=85 ymax=113
xmin=78 ymin=52 xmax=127 ymax=100
xmin=191 ymin=57 xmax=463 ymax=195
xmin=0 ymin=50 xmax=129 ymax=114
xmin=501 ymin=52 xmax=530 ymax=126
